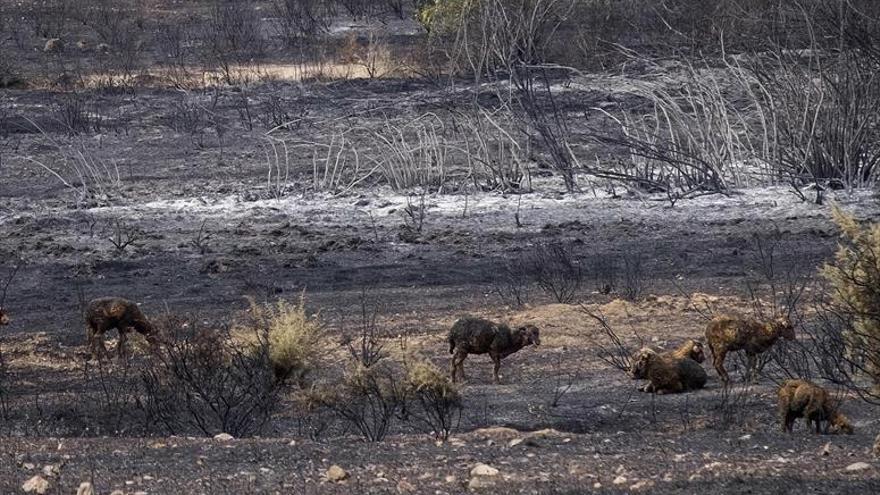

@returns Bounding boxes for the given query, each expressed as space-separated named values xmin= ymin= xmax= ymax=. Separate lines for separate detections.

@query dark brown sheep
xmin=630 ymin=348 xmax=707 ymax=394
xmin=777 ymin=379 xmax=853 ymax=434
xmin=85 ymin=297 xmax=159 ymax=359
xmin=706 ymin=314 xmax=795 ymax=382
xmin=448 ymin=316 xmax=540 ymax=383
xmin=0 ymin=308 xmax=9 ymax=326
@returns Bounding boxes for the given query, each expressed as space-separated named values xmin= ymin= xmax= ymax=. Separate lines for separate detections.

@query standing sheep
xmin=85 ymin=297 xmax=160 ymax=359
xmin=448 ymin=316 xmax=540 ymax=383
xmin=705 ymin=314 xmax=794 ymax=382
xmin=630 ymin=348 xmax=707 ymax=394
xmin=777 ymin=379 xmax=853 ymax=434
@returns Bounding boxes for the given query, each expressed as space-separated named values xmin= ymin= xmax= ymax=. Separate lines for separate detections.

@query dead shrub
xmin=140 ymin=315 xmax=281 ymax=437
xmin=308 ymin=362 xmax=407 ymax=442
xmin=525 ymin=242 xmax=583 ymax=304
xmin=405 ymin=359 xmax=462 ymax=440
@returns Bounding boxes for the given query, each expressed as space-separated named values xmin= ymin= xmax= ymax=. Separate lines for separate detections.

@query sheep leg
xmin=746 ymin=352 xmax=758 ymax=383
xmin=88 ymin=324 xmax=109 ymax=360
xmin=491 ymin=355 xmax=501 ymax=383
xmin=450 ymin=352 xmax=467 ymax=383
xmin=117 ymin=328 xmax=129 ymax=359
xmin=713 ymin=348 xmax=730 ymax=383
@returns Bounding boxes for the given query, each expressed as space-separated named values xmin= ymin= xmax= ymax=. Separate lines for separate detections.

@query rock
xmin=444 ymin=475 xmax=456 ymax=483
xmin=213 ymin=433 xmax=234 ymax=441
xmin=631 ymin=480 xmax=654 ymax=491
xmin=820 ymin=442 xmax=832 ymax=457
xmin=43 ymin=38 xmax=64 ymax=53
xmin=41 ymin=465 xmax=58 ymax=477
xmin=76 ymin=482 xmax=95 ymax=495
xmin=110 ymin=491 xmax=124 ymax=495
xmin=508 ymin=438 xmax=523 ymax=448
xmin=22 ymin=475 xmax=49 ymax=494
xmin=593 ymin=482 xmax=602 ymax=489
xmin=470 ymin=464 xmax=499 ymax=477
xmin=468 ymin=476 xmax=496 ymax=490
xmin=396 ymin=479 xmax=416 ymax=492
xmin=326 ymin=465 xmax=349 ymax=482
xmin=612 ymin=475 xmax=628 ymax=485
xmin=845 ymin=462 xmax=871 ymax=473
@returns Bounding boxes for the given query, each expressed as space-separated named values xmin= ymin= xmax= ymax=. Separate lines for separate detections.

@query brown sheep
xmin=777 ymin=379 xmax=853 ymax=434
xmin=630 ymin=348 xmax=707 ymax=394
xmin=86 ymin=297 xmax=160 ymax=359
xmin=0 ymin=308 xmax=9 ymax=326
xmin=448 ymin=316 xmax=540 ymax=383
xmin=706 ymin=314 xmax=795 ymax=382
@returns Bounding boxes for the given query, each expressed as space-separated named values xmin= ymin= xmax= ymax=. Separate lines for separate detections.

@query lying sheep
xmin=630 ymin=348 xmax=707 ymax=394
xmin=86 ymin=297 xmax=160 ymax=359
xmin=777 ymin=379 xmax=853 ymax=434
xmin=448 ymin=316 xmax=540 ymax=383
xmin=706 ymin=314 xmax=795 ymax=382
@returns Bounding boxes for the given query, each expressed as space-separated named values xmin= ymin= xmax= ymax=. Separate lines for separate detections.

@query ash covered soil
xmin=1 ymin=75 xmax=880 ymax=494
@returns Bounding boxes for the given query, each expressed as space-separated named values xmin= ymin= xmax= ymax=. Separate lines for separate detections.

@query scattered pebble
xmin=22 ymin=475 xmax=49 ymax=494
xmin=326 ymin=465 xmax=349 ymax=482
xmin=470 ymin=464 xmax=499 ymax=477
xmin=76 ymin=482 xmax=95 ymax=495
xmin=213 ymin=433 xmax=234 ymax=441
xmin=631 ymin=480 xmax=655 ymax=491
xmin=845 ymin=462 xmax=871 ymax=473
xmin=820 ymin=442 xmax=832 ymax=457
xmin=612 ymin=475 xmax=627 ymax=485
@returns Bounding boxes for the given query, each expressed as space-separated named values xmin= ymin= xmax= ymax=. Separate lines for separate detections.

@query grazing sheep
xmin=86 ymin=297 xmax=159 ymax=359
xmin=630 ymin=348 xmax=707 ymax=394
xmin=448 ymin=316 xmax=540 ymax=383
xmin=0 ymin=308 xmax=9 ymax=326
xmin=777 ymin=379 xmax=853 ymax=434
xmin=706 ymin=314 xmax=795 ymax=382
xmin=668 ymin=339 xmax=705 ymax=363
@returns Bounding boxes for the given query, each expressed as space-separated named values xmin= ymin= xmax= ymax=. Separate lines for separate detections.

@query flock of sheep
xmin=446 ymin=313 xmax=853 ymax=435
xmin=0 ymin=297 xmax=854 ymax=435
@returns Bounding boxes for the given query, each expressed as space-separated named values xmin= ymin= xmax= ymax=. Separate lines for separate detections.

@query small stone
xmin=631 ymin=480 xmax=654 ymax=491
xmin=41 ymin=465 xmax=58 ymax=477
xmin=213 ymin=433 xmax=234 ymax=441
xmin=468 ymin=476 xmax=496 ymax=490
xmin=76 ymin=482 xmax=95 ymax=495
xmin=738 ymin=434 xmax=752 ymax=441
xmin=397 ymin=479 xmax=416 ymax=492
xmin=820 ymin=442 xmax=832 ymax=457
xmin=326 ymin=465 xmax=349 ymax=482
xmin=445 ymin=475 xmax=457 ymax=483
xmin=593 ymin=482 xmax=602 ymax=489
xmin=612 ymin=475 xmax=628 ymax=485
xmin=508 ymin=438 xmax=523 ymax=448
xmin=22 ymin=463 xmax=35 ymax=471
xmin=470 ymin=464 xmax=499 ymax=477
xmin=845 ymin=462 xmax=871 ymax=473
xmin=22 ymin=475 xmax=49 ymax=494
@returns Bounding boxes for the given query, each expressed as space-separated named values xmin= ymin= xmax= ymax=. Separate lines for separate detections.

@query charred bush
xmin=140 ymin=315 xmax=281 ymax=437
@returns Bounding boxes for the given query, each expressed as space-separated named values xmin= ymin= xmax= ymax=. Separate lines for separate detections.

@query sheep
xmin=777 ymin=379 xmax=853 ymax=434
xmin=630 ymin=348 xmax=707 ymax=394
xmin=85 ymin=297 xmax=160 ymax=359
xmin=0 ymin=308 xmax=9 ymax=326
xmin=705 ymin=314 xmax=795 ymax=382
xmin=448 ymin=316 xmax=540 ymax=383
